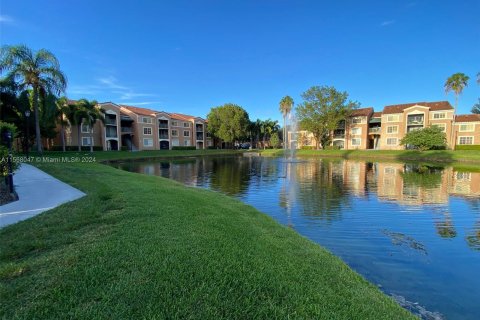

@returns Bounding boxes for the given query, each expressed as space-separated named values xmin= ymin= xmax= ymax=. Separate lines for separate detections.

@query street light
xmin=25 ymin=110 xmax=31 ymax=158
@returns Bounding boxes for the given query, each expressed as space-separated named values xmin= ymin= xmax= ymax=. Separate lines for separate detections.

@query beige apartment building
xmin=289 ymin=101 xmax=479 ymax=150
xmin=54 ymin=102 xmax=212 ymax=151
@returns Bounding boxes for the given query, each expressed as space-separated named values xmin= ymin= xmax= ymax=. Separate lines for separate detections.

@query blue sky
xmin=1 ymin=0 xmax=479 ymax=122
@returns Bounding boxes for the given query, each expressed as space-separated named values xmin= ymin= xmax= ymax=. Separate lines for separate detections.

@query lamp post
xmin=25 ymin=110 xmax=31 ymax=158
xmin=3 ymin=130 xmax=14 ymax=193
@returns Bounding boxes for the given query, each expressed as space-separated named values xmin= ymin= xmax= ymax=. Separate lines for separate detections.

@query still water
xmin=111 ymin=155 xmax=480 ymax=320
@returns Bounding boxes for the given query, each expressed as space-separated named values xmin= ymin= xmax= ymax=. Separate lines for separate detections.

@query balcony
xmin=121 ymin=127 xmax=133 ymax=134
xmin=105 ymin=117 xmax=117 ymax=125
xmin=333 ymin=134 xmax=345 ymax=139
xmin=159 ymin=134 xmax=169 ymax=140
xmin=196 ymin=133 xmax=204 ymax=140
xmin=368 ymin=127 xmax=381 ymax=134
xmin=407 ymin=115 xmax=424 ymax=125
xmin=106 ymin=127 xmax=118 ymax=138
xmin=159 ymin=123 xmax=168 ymax=129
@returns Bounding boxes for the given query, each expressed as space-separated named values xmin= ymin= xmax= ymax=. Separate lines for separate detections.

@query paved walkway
xmin=0 ymin=164 xmax=85 ymax=228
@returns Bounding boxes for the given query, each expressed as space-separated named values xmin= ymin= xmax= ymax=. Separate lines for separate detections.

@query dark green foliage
xmin=471 ymin=98 xmax=480 ymax=114
xmin=50 ymin=145 xmax=103 ymax=152
xmin=171 ymin=146 xmax=196 ymax=150
xmin=455 ymin=145 xmax=480 ymax=151
xmin=207 ymin=104 xmax=250 ymax=143
xmin=270 ymin=131 xmax=280 ymax=148
xmin=400 ymin=126 xmax=447 ymax=151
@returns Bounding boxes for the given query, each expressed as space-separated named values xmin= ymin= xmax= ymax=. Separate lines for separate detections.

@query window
xmin=184 ymin=140 xmax=190 ymax=146
xmin=433 ymin=112 xmax=446 ymax=119
xmin=386 ymin=126 xmax=398 ymax=134
xmin=352 ymin=117 xmax=363 ymax=124
xmin=143 ymin=138 xmax=153 ymax=147
xmin=459 ymin=124 xmax=474 ymax=132
xmin=143 ymin=127 xmax=152 ymax=135
xmin=142 ymin=117 xmax=152 ymax=124
xmin=171 ymin=121 xmax=179 ymax=127
xmin=351 ymin=127 xmax=361 ymax=135
xmin=386 ymin=138 xmax=398 ymax=146
xmin=82 ymin=137 xmax=92 ymax=146
xmin=432 ymin=123 xmax=446 ymax=132
xmin=384 ymin=167 xmax=396 ymax=174
xmin=183 ymin=122 xmax=190 ymax=127
xmin=183 ymin=130 xmax=190 ymax=137
xmin=81 ymin=123 xmax=90 ymax=133
xmin=456 ymin=172 xmax=471 ymax=181
xmin=386 ymin=114 xmax=400 ymax=122
xmin=458 ymin=136 xmax=473 ymax=145
xmin=351 ymin=138 xmax=361 ymax=146
xmin=171 ymin=129 xmax=178 ymax=136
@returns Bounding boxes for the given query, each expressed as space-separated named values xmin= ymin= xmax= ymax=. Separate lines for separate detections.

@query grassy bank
xmin=0 ymin=153 xmax=414 ymax=319
xmin=261 ymin=148 xmax=480 ymax=164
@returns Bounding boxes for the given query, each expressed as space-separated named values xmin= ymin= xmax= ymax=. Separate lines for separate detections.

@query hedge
xmin=50 ymin=146 xmax=104 ymax=152
xmin=171 ymin=146 xmax=196 ymax=150
xmin=455 ymin=145 xmax=480 ymax=151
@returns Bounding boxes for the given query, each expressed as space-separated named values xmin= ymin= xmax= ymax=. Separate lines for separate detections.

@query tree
xmin=400 ymin=126 xmax=447 ymax=151
xmin=445 ymin=73 xmax=469 ymax=147
xmin=207 ymin=104 xmax=250 ymax=147
xmin=472 ymin=98 xmax=480 ymax=114
xmin=73 ymin=99 xmax=103 ymax=152
xmin=296 ymin=86 xmax=359 ymax=149
xmin=279 ymin=96 xmax=294 ymax=150
xmin=270 ymin=131 xmax=280 ymax=148
xmin=0 ymin=45 xmax=67 ymax=152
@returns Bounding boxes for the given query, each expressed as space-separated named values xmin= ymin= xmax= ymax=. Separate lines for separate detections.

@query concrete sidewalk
xmin=0 ymin=164 xmax=85 ymax=228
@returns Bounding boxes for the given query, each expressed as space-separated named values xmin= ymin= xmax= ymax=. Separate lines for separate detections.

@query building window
xmin=352 ymin=117 xmax=363 ymax=124
xmin=81 ymin=123 xmax=90 ymax=133
xmin=386 ymin=126 xmax=398 ymax=134
xmin=386 ymin=138 xmax=398 ymax=146
xmin=351 ymin=138 xmax=361 ymax=146
xmin=171 ymin=129 xmax=178 ymax=136
xmin=183 ymin=130 xmax=190 ymax=137
xmin=171 ymin=121 xmax=179 ymax=127
xmin=458 ymin=136 xmax=473 ymax=145
xmin=143 ymin=127 xmax=152 ymax=135
xmin=456 ymin=172 xmax=471 ymax=181
xmin=143 ymin=138 xmax=153 ymax=147
xmin=432 ymin=123 xmax=446 ymax=132
xmin=459 ymin=124 xmax=474 ymax=132
xmin=387 ymin=114 xmax=400 ymax=122
xmin=433 ymin=112 xmax=446 ymax=119
xmin=384 ymin=167 xmax=396 ymax=174
xmin=82 ymin=137 xmax=92 ymax=146
xmin=183 ymin=122 xmax=190 ymax=127
xmin=142 ymin=117 xmax=152 ymax=124
xmin=184 ymin=140 xmax=189 ymax=146
xmin=351 ymin=127 xmax=361 ymax=135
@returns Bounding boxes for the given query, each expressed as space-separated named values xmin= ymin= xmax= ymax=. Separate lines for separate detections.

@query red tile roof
xmin=121 ymin=105 xmax=157 ymax=117
xmin=351 ymin=107 xmax=374 ymax=117
xmin=455 ymin=114 xmax=480 ymax=122
xmin=372 ymin=112 xmax=382 ymax=117
xmin=383 ymin=101 xmax=453 ymax=114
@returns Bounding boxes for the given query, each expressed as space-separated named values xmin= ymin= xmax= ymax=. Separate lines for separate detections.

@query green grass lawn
xmin=0 ymin=151 xmax=415 ymax=319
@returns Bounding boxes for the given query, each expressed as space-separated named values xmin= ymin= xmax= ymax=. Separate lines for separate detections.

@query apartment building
xmin=289 ymin=101 xmax=479 ymax=150
xmin=55 ymin=102 xmax=211 ymax=151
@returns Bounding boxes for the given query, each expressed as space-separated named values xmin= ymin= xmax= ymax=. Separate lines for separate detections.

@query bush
xmin=0 ymin=121 xmax=17 ymax=147
xmin=455 ymin=145 xmax=480 ymax=151
xmin=324 ymin=145 xmax=341 ymax=150
xmin=207 ymin=146 xmax=218 ymax=149
xmin=0 ymin=146 xmax=20 ymax=178
xmin=301 ymin=146 xmax=315 ymax=150
xmin=121 ymin=146 xmax=129 ymax=151
xmin=50 ymin=146 xmax=103 ymax=151
xmin=171 ymin=146 xmax=196 ymax=150
xmin=400 ymin=126 xmax=447 ymax=151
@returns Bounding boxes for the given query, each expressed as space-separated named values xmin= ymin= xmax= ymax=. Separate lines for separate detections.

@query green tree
xmin=445 ymin=73 xmax=469 ymax=147
xmin=207 ymin=104 xmax=250 ymax=147
xmin=0 ymin=45 xmax=67 ymax=152
xmin=296 ymin=86 xmax=358 ymax=149
xmin=73 ymin=99 xmax=103 ymax=152
xmin=400 ymin=126 xmax=447 ymax=151
xmin=472 ymin=98 xmax=480 ymax=114
xmin=270 ymin=131 xmax=280 ymax=148
xmin=279 ymin=96 xmax=294 ymax=150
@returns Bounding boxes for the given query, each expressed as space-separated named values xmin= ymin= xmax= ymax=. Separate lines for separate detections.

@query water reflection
xmin=112 ymin=156 xmax=480 ymax=320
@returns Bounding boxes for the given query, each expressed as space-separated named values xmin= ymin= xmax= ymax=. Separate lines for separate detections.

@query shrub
xmin=121 ymin=146 xmax=129 ymax=151
xmin=207 ymin=146 xmax=217 ymax=149
xmin=0 ymin=146 xmax=19 ymax=178
xmin=455 ymin=145 xmax=480 ymax=151
xmin=301 ymin=146 xmax=315 ymax=150
xmin=50 ymin=146 xmax=103 ymax=151
xmin=400 ymin=126 xmax=447 ymax=151
xmin=324 ymin=145 xmax=341 ymax=150
xmin=172 ymin=146 xmax=196 ymax=150
xmin=0 ymin=121 xmax=17 ymax=147
xmin=270 ymin=132 xmax=280 ymax=148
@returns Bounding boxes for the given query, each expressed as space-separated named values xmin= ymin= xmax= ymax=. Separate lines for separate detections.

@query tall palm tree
xmin=279 ymin=96 xmax=294 ymax=150
xmin=74 ymin=99 xmax=104 ymax=152
xmin=445 ymin=73 xmax=469 ymax=148
xmin=0 ymin=45 xmax=67 ymax=152
xmin=56 ymin=97 xmax=70 ymax=152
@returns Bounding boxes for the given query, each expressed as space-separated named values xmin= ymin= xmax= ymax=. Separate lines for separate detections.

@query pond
xmin=110 ymin=155 xmax=480 ymax=320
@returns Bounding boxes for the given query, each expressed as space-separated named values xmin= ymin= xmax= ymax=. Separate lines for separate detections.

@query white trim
xmin=143 ymin=138 xmax=154 ymax=147
xmin=141 ymin=117 xmax=153 ymax=124
xmin=81 ymin=136 xmax=92 ymax=146
xmin=386 ymin=125 xmax=398 ymax=134
xmin=386 ymin=137 xmax=398 ymax=146
xmin=432 ymin=112 xmax=446 ymax=119
xmin=458 ymin=123 xmax=475 ymax=132
xmin=183 ymin=130 xmax=190 ymax=137
xmin=143 ymin=127 xmax=152 ymax=135
xmin=386 ymin=114 xmax=400 ymax=122
xmin=171 ymin=129 xmax=179 ymax=137
xmin=458 ymin=136 xmax=474 ymax=145
xmin=81 ymin=122 xmax=90 ymax=133
xmin=351 ymin=138 xmax=361 ymax=146
xmin=351 ymin=127 xmax=362 ymax=135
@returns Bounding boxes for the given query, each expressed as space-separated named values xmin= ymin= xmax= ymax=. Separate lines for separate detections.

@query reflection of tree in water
xmin=435 ymin=212 xmax=457 ymax=238
xmin=297 ymin=160 xmax=350 ymax=221
xmin=209 ymin=156 xmax=252 ymax=195
xmin=401 ymin=163 xmax=444 ymax=189
xmin=466 ymin=222 xmax=480 ymax=250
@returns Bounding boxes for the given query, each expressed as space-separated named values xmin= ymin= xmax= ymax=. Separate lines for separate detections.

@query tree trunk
xmin=78 ymin=124 xmax=82 ymax=152
xmin=90 ymin=126 xmax=94 ymax=153
xmin=61 ymin=118 xmax=66 ymax=152
xmin=33 ymin=86 xmax=43 ymax=153
xmin=283 ymin=115 xmax=286 ymax=150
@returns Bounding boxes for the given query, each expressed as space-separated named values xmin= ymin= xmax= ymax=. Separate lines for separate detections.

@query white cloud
xmin=381 ymin=20 xmax=396 ymax=27
xmin=0 ymin=15 xmax=15 ymax=24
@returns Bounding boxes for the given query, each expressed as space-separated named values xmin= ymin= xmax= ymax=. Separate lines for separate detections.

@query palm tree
xmin=55 ymin=97 xmax=70 ymax=152
xmin=0 ymin=45 xmax=67 ymax=152
xmin=74 ymin=99 xmax=104 ymax=152
xmin=445 ymin=73 xmax=469 ymax=148
xmin=279 ymin=96 xmax=294 ymax=150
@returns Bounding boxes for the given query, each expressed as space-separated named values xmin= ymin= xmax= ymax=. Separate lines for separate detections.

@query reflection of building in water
xmin=449 ymin=170 xmax=480 ymax=198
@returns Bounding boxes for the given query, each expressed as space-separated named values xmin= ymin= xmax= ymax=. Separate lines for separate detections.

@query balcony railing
xmin=159 ymin=134 xmax=169 ymax=140
xmin=368 ymin=127 xmax=381 ymax=133
xmin=121 ymin=127 xmax=133 ymax=133
xmin=196 ymin=133 xmax=204 ymax=140
xmin=159 ymin=124 xmax=169 ymax=129
xmin=333 ymin=134 xmax=345 ymax=139
xmin=106 ymin=128 xmax=118 ymax=138
xmin=105 ymin=118 xmax=117 ymax=125
xmin=407 ymin=120 xmax=424 ymax=125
